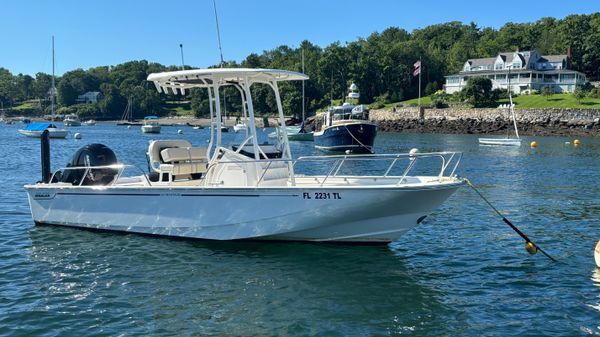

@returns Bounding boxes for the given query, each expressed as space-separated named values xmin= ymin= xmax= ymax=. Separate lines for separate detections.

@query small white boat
xmin=268 ymin=125 xmax=314 ymax=141
xmin=63 ymin=114 xmax=81 ymax=126
xmin=24 ymin=68 xmax=464 ymax=243
xmin=233 ymin=123 xmax=247 ymax=133
xmin=19 ymin=37 xmax=67 ymax=139
xmin=83 ymin=119 xmax=96 ymax=126
xmin=479 ymin=73 xmax=521 ymax=147
xmin=18 ymin=122 xmax=68 ymax=138
xmin=141 ymin=116 xmax=161 ymax=133
xmin=478 ymin=138 xmax=522 ymax=146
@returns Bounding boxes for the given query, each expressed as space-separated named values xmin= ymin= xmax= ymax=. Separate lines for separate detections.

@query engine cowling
xmin=59 ymin=144 xmax=118 ymax=186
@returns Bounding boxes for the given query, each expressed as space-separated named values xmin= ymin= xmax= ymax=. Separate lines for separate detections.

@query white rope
xmin=343 ymin=124 xmax=373 ymax=153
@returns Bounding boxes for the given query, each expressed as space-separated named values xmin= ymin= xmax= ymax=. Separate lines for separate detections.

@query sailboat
xmin=478 ymin=71 xmax=521 ymax=146
xmin=18 ymin=36 xmax=67 ymax=139
xmin=116 ymin=96 xmax=141 ymax=125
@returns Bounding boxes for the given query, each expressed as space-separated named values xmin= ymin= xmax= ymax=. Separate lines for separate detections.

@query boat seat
xmin=147 ymin=140 xmax=208 ymax=182
xmin=160 ymin=147 xmax=207 ymax=163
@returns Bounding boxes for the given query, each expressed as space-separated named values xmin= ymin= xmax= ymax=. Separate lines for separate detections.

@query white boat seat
xmin=160 ymin=147 xmax=207 ymax=163
xmin=147 ymin=140 xmax=208 ymax=182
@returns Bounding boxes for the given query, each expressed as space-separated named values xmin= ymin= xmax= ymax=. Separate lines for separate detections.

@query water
xmin=1 ymin=123 xmax=599 ymax=336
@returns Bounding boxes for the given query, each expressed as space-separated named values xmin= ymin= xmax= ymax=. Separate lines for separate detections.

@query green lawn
xmin=508 ymin=93 xmax=600 ymax=108
xmin=165 ymin=100 xmax=193 ymax=116
xmin=393 ymin=96 xmax=432 ymax=107
xmin=12 ymin=101 xmax=39 ymax=111
xmin=395 ymin=93 xmax=600 ymax=109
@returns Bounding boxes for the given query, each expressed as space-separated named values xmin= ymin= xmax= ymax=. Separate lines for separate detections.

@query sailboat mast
xmin=507 ymin=68 xmax=519 ymax=139
xmin=301 ymin=48 xmax=305 ymax=123
xmin=51 ymin=36 xmax=55 ymax=122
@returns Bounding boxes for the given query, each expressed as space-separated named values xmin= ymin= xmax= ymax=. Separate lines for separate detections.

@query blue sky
xmin=1 ymin=0 xmax=597 ymax=76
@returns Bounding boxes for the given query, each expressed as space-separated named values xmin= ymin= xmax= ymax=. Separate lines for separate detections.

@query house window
xmin=495 ymin=63 xmax=503 ymax=70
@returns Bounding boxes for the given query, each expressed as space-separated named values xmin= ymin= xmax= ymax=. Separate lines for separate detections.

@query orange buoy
xmin=574 ymin=139 xmax=581 ymax=146
xmin=530 ymin=141 xmax=538 ymax=148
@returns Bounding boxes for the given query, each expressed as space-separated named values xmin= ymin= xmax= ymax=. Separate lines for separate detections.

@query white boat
xmin=18 ymin=37 xmax=67 ymax=139
xmin=479 ymin=71 xmax=521 ymax=146
xmin=141 ymin=116 xmax=161 ymax=133
xmin=18 ymin=122 xmax=69 ymax=138
xmin=478 ymin=137 xmax=522 ymax=146
xmin=233 ymin=122 xmax=247 ymax=133
xmin=268 ymin=125 xmax=314 ymax=141
xmin=83 ymin=119 xmax=96 ymax=126
xmin=63 ymin=114 xmax=81 ymax=126
xmin=24 ymin=68 xmax=464 ymax=243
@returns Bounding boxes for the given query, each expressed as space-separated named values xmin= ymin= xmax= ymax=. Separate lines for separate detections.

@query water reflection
xmin=25 ymin=225 xmax=465 ymax=336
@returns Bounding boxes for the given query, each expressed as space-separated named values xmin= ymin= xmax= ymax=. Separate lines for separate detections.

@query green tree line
xmin=1 ymin=13 xmax=598 ymax=118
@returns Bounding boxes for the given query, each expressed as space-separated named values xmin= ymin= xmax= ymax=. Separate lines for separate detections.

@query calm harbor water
xmin=1 ymin=122 xmax=599 ymax=336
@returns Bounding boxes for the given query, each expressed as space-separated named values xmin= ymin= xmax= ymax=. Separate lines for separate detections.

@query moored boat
xmin=18 ymin=122 xmax=68 ymax=138
xmin=24 ymin=68 xmax=464 ymax=243
xmin=83 ymin=119 xmax=96 ymax=126
xmin=233 ymin=122 xmax=247 ymax=133
xmin=141 ymin=116 xmax=161 ymax=133
xmin=63 ymin=114 xmax=81 ymax=126
xmin=18 ymin=37 xmax=66 ymax=139
xmin=314 ymin=83 xmax=376 ymax=153
xmin=479 ymin=70 xmax=521 ymax=147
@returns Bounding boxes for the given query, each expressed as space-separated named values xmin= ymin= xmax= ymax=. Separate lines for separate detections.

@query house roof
xmin=467 ymin=57 xmax=496 ymax=68
xmin=538 ymin=55 xmax=567 ymax=63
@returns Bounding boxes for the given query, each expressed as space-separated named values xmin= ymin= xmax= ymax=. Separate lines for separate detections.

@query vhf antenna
xmin=213 ymin=0 xmax=224 ymax=67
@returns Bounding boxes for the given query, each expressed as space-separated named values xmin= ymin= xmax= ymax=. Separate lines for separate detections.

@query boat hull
xmin=64 ymin=121 xmax=81 ymax=127
xmin=25 ymin=182 xmax=462 ymax=243
xmin=18 ymin=129 xmax=68 ymax=138
xmin=314 ymin=122 xmax=377 ymax=153
xmin=141 ymin=125 xmax=161 ymax=133
xmin=478 ymin=138 xmax=521 ymax=146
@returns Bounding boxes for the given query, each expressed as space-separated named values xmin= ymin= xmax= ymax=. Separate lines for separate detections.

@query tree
xmin=461 ymin=77 xmax=495 ymax=108
xmin=573 ymin=86 xmax=586 ymax=104
xmin=425 ymin=81 xmax=439 ymax=96
xmin=540 ymin=86 xmax=553 ymax=100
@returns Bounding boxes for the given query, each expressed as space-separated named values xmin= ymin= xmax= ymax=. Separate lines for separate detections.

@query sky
xmin=1 ymin=0 xmax=598 ymax=76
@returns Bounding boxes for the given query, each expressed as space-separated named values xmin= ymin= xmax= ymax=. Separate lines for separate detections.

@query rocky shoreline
xmin=369 ymin=107 xmax=600 ymax=137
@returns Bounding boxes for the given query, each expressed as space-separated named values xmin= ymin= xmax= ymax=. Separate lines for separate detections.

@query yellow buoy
xmin=526 ymin=242 xmax=538 ymax=255
xmin=574 ymin=139 xmax=581 ymax=146
xmin=595 ymin=240 xmax=600 ymax=268
xmin=530 ymin=141 xmax=538 ymax=148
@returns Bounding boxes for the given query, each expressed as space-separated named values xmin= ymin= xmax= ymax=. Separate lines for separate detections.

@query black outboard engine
xmin=60 ymin=144 xmax=119 ymax=186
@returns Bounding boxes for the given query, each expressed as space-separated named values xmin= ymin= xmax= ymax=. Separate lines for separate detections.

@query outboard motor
xmin=60 ymin=144 xmax=119 ymax=186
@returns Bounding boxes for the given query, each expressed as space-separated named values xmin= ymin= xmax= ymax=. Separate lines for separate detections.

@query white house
xmin=444 ymin=50 xmax=587 ymax=94
xmin=76 ymin=91 xmax=103 ymax=104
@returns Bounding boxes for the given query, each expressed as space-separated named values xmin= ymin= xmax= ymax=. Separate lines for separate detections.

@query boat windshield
xmin=330 ymin=104 xmax=368 ymax=121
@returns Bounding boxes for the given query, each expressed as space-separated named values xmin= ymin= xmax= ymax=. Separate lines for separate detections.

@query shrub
xmin=540 ymin=86 xmax=553 ymax=100
xmin=573 ymin=87 xmax=586 ymax=103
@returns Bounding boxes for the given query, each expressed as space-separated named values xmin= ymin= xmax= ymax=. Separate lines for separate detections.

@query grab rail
xmin=206 ymin=151 xmax=462 ymax=187
xmin=49 ymin=164 xmax=151 ymax=187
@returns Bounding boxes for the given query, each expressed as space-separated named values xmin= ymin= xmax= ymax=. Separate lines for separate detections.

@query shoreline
xmin=369 ymin=107 xmax=600 ymax=137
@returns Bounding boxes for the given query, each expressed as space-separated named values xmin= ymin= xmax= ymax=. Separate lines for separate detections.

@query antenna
xmin=212 ymin=0 xmax=224 ymax=67
xmin=301 ymin=47 xmax=305 ymax=122
xmin=179 ymin=43 xmax=185 ymax=70
xmin=51 ymin=36 xmax=55 ymax=121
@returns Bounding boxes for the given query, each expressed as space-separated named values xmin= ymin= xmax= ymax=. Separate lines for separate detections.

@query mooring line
xmin=465 ymin=178 xmax=556 ymax=262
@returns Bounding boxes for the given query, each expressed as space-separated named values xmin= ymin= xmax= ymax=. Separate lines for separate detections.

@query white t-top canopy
xmin=147 ymin=68 xmax=308 ymax=93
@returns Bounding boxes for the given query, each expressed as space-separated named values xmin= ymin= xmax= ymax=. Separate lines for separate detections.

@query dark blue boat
xmin=314 ymin=103 xmax=377 ymax=153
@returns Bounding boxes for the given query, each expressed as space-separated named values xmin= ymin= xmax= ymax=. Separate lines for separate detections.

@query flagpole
xmin=418 ymin=57 xmax=422 ymax=107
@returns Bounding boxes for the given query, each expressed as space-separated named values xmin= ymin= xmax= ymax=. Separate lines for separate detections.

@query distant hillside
xmin=1 ymin=12 xmax=598 ymax=118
